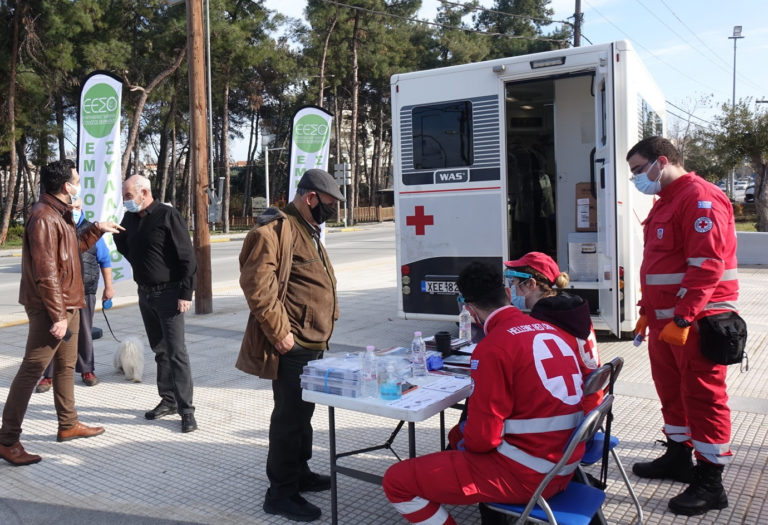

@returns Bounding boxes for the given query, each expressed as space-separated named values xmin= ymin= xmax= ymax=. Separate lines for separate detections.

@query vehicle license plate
xmin=422 ymin=280 xmax=458 ymax=294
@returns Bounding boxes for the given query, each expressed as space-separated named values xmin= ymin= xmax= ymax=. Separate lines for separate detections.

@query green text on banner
xmin=77 ymin=71 xmax=130 ymax=283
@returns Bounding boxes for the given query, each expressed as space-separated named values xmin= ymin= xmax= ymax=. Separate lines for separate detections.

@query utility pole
xmin=187 ymin=0 xmax=212 ymax=314
xmin=573 ymin=0 xmax=582 ymax=47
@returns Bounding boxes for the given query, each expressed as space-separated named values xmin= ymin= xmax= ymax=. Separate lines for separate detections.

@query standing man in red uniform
xmin=627 ymin=137 xmax=738 ymax=516
xmin=382 ymin=261 xmax=585 ymax=525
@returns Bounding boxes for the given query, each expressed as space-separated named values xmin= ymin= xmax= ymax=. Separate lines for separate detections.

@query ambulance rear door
xmin=392 ymin=65 xmax=507 ymax=320
xmin=593 ymin=45 xmax=621 ymax=336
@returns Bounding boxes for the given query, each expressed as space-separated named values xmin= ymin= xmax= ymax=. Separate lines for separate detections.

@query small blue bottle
xmin=379 ymin=364 xmax=401 ymax=400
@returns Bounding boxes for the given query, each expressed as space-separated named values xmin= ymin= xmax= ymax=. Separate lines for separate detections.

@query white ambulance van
xmin=391 ymin=41 xmax=665 ymax=337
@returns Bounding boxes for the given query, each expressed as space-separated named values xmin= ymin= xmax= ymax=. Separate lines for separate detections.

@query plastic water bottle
xmin=361 ymin=345 xmax=379 ymax=398
xmin=380 ymin=363 xmax=401 ymax=400
xmin=410 ymin=331 xmax=428 ymax=377
xmin=459 ymin=305 xmax=472 ymax=341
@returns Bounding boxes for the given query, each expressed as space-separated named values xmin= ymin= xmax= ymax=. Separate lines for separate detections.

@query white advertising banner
xmin=287 ymin=106 xmax=334 ymax=200
xmin=287 ymin=106 xmax=334 ymax=242
xmin=77 ymin=71 xmax=130 ymax=282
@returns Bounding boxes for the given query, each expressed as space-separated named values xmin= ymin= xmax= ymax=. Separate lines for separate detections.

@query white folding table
xmin=302 ymin=373 xmax=472 ymax=525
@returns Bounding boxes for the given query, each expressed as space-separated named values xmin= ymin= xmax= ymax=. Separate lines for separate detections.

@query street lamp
xmin=727 ymin=25 xmax=744 ymax=198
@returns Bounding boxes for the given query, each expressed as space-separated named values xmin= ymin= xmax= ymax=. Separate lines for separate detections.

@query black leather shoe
xmin=263 ymin=490 xmax=321 ymax=522
xmin=145 ymin=402 xmax=177 ymax=420
xmin=181 ymin=413 xmax=198 ymax=433
xmin=299 ymin=472 xmax=331 ymax=492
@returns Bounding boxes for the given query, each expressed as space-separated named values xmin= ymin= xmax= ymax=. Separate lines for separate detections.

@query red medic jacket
xmin=463 ymin=306 xmax=585 ymax=490
xmin=531 ymin=293 xmax=602 ymax=413
xmin=639 ymin=173 xmax=739 ymax=328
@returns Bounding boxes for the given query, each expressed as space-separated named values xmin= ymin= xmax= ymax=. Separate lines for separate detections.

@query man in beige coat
xmin=238 ymin=169 xmax=342 ymax=522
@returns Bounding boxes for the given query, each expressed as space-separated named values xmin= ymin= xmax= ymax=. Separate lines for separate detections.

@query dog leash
xmin=101 ymin=300 xmax=122 ymax=343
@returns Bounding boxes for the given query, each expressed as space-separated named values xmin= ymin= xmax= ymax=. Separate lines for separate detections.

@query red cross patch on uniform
xmin=532 ymin=333 xmax=582 ymax=405
xmin=578 ymin=331 xmax=599 ymax=370
xmin=694 ymin=216 xmax=713 ymax=233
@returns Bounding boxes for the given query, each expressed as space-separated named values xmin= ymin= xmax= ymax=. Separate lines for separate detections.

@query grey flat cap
xmin=297 ymin=168 xmax=344 ymax=201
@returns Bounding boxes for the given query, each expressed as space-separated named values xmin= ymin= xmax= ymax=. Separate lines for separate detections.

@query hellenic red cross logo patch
xmin=406 ymin=205 xmax=434 ymax=235
xmin=694 ymin=216 xmax=713 ymax=233
xmin=533 ymin=333 xmax=582 ymax=405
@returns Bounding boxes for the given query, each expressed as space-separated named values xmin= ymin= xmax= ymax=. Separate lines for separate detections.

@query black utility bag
xmin=697 ymin=311 xmax=748 ymax=366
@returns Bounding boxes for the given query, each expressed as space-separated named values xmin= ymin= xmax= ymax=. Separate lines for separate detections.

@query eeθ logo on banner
xmin=293 ymin=114 xmax=330 ymax=153
xmin=82 ymin=83 xmax=120 ymax=138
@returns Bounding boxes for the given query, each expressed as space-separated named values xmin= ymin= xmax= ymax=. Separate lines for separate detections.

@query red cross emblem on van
xmin=406 ymin=206 xmax=434 ymax=235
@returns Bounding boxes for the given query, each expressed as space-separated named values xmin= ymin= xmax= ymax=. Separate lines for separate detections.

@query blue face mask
xmin=71 ymin=209 xmax=82 ymax=224
xmin=510 ymin=284 xmax=527 ymax=310
xmin=632 ymin=159 xmax=661 ymax=195
xmin=123 ymin=199 xmax=141 ymax=213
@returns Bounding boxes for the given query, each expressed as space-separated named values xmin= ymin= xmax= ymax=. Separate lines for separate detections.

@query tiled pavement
xmin=0 ymin=238 xmax=766 ymax=524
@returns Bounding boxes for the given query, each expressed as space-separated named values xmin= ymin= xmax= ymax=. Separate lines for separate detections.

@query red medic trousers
xmin=647 ymin=324 xmax=733 ymax=465
xmin=382 ymin=449 xmax=568 ymax=524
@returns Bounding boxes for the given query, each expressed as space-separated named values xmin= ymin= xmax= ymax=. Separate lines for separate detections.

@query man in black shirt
xmin=114 ymin=175 xmax=198 ymax=433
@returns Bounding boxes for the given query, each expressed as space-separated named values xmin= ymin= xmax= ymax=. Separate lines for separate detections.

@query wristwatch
xmin=673 ymin=316 xmax=692 ymax=328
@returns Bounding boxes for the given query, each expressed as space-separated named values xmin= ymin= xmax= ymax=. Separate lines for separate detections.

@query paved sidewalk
xmin=0 ymin=253 xmax=766 ymax=524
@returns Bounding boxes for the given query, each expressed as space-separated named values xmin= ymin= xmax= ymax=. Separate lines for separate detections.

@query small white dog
xmin=114 ymin=337 xmax=145 ymax=382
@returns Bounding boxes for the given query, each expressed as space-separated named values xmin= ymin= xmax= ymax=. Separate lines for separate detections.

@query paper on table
xmin=456 ymin=343 xmax=477 ymax=355
xmin=385 ymin=388 xmax=448 ymax=409
xmin=422 ymin=375 xmax=471 ymax=394
xmin=378 ymin=346 xmax=409 ymax=356
xmin=442 ymin=354 xmax=472 ymax=366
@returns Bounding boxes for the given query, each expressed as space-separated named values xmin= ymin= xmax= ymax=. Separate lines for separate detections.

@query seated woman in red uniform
xmin=504 ymin=252 xmax=603 ymax=413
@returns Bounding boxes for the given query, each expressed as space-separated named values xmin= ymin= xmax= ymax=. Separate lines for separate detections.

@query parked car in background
xmin=745 ymin=185 xmax=755 ymax=203
xmin=735 ymin=180 xmax=748 ymax=191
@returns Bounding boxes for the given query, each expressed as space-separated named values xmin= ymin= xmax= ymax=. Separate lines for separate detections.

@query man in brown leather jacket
xmin=238 ymin=169 xmax=342 ymax=522
xmin=0 ymin=159 xmax=122 ymax=466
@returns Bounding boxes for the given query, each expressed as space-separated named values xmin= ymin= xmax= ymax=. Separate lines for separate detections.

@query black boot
xmin=668 ymin=460 xmax=728 ymax=516
xmin=632 ymin=440 xmax=694 ymax=483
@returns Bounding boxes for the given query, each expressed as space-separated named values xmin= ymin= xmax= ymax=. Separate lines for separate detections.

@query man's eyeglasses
xmin=630 ymin=158 xmax=657 ymax=178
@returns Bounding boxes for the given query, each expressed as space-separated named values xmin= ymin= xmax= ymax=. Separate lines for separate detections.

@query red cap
xmin=504 ymin=252 xmax=561 ymax=284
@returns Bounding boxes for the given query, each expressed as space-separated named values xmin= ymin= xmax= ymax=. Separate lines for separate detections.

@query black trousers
xmin=138 ymin=286 xmax=194 ymax=414
xmin=266 ymin=343 xmax=323 ymax=499
xmin=43 ymin=294 xmax=97 ymax=377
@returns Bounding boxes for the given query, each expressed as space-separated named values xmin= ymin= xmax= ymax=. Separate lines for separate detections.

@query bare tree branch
xmin=121 ymin=46 xmax=187 ymax=178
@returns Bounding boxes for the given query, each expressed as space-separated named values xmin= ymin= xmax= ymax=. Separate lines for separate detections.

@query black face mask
xmin=311 ymin=198 xmax=336 ymax=224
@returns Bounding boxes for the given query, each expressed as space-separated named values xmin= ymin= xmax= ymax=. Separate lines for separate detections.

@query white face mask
xmin=72 ymin=209 xmax=82 ymax=224
xmin=67 ymin=182 xmax=82 ymax=203
xmin=632 ymin=159 xmax=662 ymax=195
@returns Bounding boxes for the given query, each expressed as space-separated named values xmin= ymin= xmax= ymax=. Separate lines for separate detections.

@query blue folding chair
xmin=580 ymin=357 xmax=643 ymax=525
xmin=481 ymin=395 xmax=614 ymax=525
